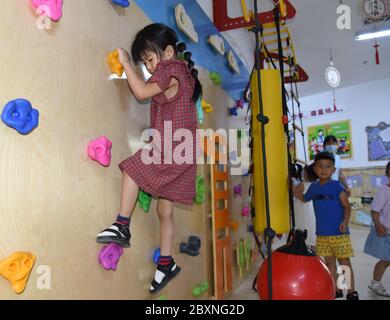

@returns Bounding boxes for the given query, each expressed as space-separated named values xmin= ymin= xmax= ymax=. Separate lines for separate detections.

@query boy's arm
xmin=339 ymin=191 xmax=351 ymax=233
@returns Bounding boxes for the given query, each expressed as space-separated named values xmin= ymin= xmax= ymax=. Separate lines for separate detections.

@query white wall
xmin=295 ymin=76 xmax=390 ymax=168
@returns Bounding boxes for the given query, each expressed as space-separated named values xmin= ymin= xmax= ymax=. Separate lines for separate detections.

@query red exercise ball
xmin=257 ymin=251 xmax=335 ymax=300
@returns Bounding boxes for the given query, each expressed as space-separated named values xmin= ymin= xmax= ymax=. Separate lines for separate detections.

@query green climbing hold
xmin=138 ymin=190 xmax=152 ymax=213
xmin=192 ymin=281 xmax=209 ymax=297
xmin=194 ymin=176 xmax=206 ymax=204
xmin=209 ymin=71 xmax=222 ymax=85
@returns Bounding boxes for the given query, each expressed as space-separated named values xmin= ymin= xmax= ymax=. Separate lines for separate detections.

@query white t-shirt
xmin=331 ymin=153 xmax=341 ymax=181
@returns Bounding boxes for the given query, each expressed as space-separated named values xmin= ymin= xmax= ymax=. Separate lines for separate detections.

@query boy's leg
xmin=337 ymin=258 xmax=355 ymax=293
xmin=149 ymin=198 xmax=181 ymax=294
xmin=96 ymin=172 xmax=139 ymax=247
xmin=324 ymin=256 xmax=337 ymax=285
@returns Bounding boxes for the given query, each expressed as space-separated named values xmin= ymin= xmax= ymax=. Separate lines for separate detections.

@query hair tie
xmin=176 ymin=42 xmax=186 ymax=53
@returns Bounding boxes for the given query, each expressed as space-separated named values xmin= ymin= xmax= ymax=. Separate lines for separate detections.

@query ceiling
xmin=196 ymin=0 xmax=390 ymax=98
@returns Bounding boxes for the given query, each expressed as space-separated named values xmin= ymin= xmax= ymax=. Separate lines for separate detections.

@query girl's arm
xmin=371 ymin=210 xmax=387 ymax=237
xmin=122 ymin=61 xmax=161 ymax=100
xmin=118 ymin=48 xmax=175 ymax=101
xmin=293 ymin=183 xmax=305 ymax=202
xmin=339 ymin=191 xmax=351 ymax=233
xmin=339 ymin=169 xmax=351 ymax=196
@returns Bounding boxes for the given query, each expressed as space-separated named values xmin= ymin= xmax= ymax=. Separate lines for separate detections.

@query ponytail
xmin=176 ymin=42 xmax=202 ymax=102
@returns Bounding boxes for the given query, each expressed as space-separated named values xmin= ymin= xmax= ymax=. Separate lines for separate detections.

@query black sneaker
xmin=96 ymin=222 xmax=131 ymax=248
xmin=335 ymin=290 xmax=343 ymax=299
xmin=149 ymin=262 xmax=181 ymax=295
xmin=346 ymin=291 xmax=359 ymax=300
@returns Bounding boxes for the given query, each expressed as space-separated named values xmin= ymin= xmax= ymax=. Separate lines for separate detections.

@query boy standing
xmin=294 ymin=152 xmax=359 ymax=300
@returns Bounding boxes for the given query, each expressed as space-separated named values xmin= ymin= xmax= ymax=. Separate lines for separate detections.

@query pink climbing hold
xmin=233 ymin=184 xmax=242 ymax=197
xmin=87 ymin=136 xmax=112 ymax=167
xmin=30 ymin=0 xmax=63 ymax=22
xmin=242 ymin=206 xmax=250 ymax=217
xmin=98 ymin=243 xmax=123 ymax=271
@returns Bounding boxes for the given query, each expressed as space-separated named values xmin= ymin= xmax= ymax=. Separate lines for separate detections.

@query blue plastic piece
xmin=229 ymin=107 xmax=238 ymax=117
xmin=196 ymin=97 xmax=204 ymax=125
xmin=152 ymin=248 xmax=161 ymax=265
xmin=1 ymin=99 xmax=39 ymax=135
xmin=111 ymin=0 xmax=130 ymax=7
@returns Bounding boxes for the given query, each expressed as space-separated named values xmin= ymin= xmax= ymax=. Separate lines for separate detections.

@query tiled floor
xmin=229 ymin=225 xmax=390 ymax=300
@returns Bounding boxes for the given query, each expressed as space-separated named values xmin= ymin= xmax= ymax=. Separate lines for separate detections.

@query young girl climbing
xmin=96 ymin=23 xmax=202 ymax=294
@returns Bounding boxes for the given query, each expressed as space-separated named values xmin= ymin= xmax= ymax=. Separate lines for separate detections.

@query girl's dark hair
xmin=323 ymin=135 xmax=338 ymax=146
xmin=386 ymin=161 xmax=390 ymax=177
xmin=290 ymin=163 xmax=303 ymax=182
xmin=305 ymin=164 xmax=318 ymax=181
xmin=131 ymin=23 xmax=202 ymax=102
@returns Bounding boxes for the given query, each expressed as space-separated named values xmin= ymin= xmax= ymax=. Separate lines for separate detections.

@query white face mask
xmin=325 ymin=145 xmax=338 ymax=154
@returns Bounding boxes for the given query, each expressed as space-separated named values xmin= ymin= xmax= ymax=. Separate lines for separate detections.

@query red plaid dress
xmin=119 ymin=60 xmax=198 ymax=205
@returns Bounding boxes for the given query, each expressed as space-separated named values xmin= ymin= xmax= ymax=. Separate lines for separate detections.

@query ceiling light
xmin=355 ymin=28 xmax=390 ymax=40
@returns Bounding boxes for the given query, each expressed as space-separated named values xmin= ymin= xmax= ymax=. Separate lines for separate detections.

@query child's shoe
xmin=346 ymin=291 xmax=359 ymax=300
xmin=335 ymin=290 xmax=343 ymax=299
xmin=149 ymin=262 xmax=181 ymax=295
xmin=96 ymin=223 xmax=131 ymax=248
xmin=368 ymin=281 xmax=390 ymax=297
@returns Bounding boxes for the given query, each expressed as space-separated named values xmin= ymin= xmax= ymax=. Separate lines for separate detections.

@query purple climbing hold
xmin=98 ymin=243 xmax=123 ymax=271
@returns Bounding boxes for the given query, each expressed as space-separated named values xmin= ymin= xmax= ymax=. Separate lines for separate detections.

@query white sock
xmin=372 ymin=279 xmax=381 ymax=286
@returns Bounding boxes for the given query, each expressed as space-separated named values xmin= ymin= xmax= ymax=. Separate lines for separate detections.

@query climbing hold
xmin=30 ymin=0 xmax=63 ymax=21
xmin=87 ymin=136 xmax=112 ymax=167
xmin=111 ymin=0 xmax=130 ymax=7
xmin=233 ymin=184 xmax=242 ymax=197
xmin=236 ymin=98 xmax=245 ymax=109
xmin=98 ymin=243 xmax=123 ymax=271
xmin=107 ymin=49 xmax=124 ymax=77
xmin=209 ymin=71 xmax=222 ymax=85
xmin=201 ymin=99 xmax=213 ymax=113
xmin=192 ymin=281 xmax=209 ymax=297
xmin=138 ymin=190 xmax=152 ymax=213
xmin=152 ymin=248 xmax=160 ymax=265
xmin=194 ymin=176 xmax=206 ymax=204
xmin=1 ymin=99 xmax=39 ymax=135
xmin=230 ymin=221 xmax=239 ymax=232
xmin=229 ymin=107 xmax=238 ymax=117
xmin=242 ymin=206 xmax=250 ymax=217
xmin=0 ymin=252 xmax=36 ymax=294
xmin=180 ymin=236 xmax=201 ymax=257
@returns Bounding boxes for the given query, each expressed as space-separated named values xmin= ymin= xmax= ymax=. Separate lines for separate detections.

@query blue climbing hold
xmin=229 ymin=107 xmax=238 ymax=117
xmin=1 ymin=99 xmax=39 ymax=135
xmin=152 ymin=248 xmax=161 ymax=265
xmin=111 ymin=0 xmax=130 ymax=7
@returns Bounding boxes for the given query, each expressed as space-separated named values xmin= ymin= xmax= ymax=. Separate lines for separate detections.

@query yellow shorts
xmin=316 ymin=235 xmax=354 ymax=259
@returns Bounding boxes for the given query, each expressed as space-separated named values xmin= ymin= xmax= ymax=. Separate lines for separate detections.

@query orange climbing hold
xmin=0 ymin=252 xmax=36 ymax=294
xmin=107 ymin=49 xmax=124 ymax=77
